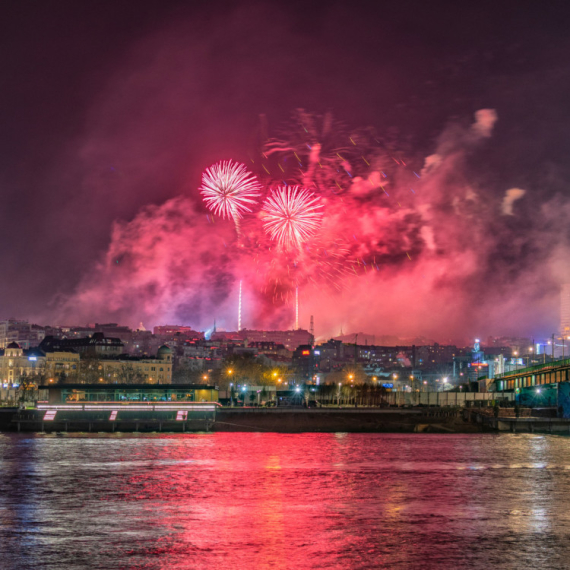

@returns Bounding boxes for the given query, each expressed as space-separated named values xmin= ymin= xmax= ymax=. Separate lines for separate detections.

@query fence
xmin=384 ymin=391 xmax=513 ymax=407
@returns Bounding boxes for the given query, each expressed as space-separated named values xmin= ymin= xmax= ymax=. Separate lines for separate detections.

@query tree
xmin=220 ymin=354 xmax=284 ymax=389
xmin=78 ymin=353 xmax=103 ymax=383
xmin=172 ymin=362 xmax=208 ymax=384
xmin=115 ymin=363 xmax=146 ymax=384
xmin=16 ymin=372 xmax=38 ymax=405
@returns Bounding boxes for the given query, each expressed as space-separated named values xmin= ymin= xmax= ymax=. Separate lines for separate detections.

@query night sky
xmin=2 ymin=0 xmax=570 ymax=340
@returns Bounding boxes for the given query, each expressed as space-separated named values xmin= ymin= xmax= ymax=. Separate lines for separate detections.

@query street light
xmin=392 ymin=373 xmax=398 ymax=391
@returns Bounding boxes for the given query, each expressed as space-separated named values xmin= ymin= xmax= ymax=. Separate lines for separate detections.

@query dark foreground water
xmin=1 ymin=433 xmax=570 ymax=570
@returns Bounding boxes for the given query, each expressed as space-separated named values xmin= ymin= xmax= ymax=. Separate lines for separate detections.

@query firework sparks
xmin=262 ymin=186 xmax=323 ymax=249
xmin=200 ymin=160 xmax=261 ymax=227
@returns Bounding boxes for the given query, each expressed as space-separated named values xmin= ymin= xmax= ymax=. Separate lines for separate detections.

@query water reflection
xmin=1 ymin=433 xmax=570 ymax=569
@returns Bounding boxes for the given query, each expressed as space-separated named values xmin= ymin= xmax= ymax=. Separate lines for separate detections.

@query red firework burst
xmin=262 ymin=186 xmax=323 ymax=249
xmin=200 ymin=160 xmax=261 ymax=221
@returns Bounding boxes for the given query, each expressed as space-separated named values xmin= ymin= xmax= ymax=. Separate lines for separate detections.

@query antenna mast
xmin=238 ymin=280 xmax=242 ymax=331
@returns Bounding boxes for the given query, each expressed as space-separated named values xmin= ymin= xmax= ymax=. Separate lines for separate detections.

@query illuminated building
xmin=39 ymin=382 xmax=216 ymax=404
xmin=0 ymin=342 xmax=80 ymax=385
xmin=239 ymin=329 xmax=312 ymax=351
xmin=153 ymin=325 xmax=203 ymax=337
xmin=98 ymin=346 xmax=173 ymax=384
xmin=292 ymin=345 xmax=320 ymax=380
xmin=40 ymin=333 xmax=124 ymax=357
xmin=0 ymin=319 xmax=45 ymax=349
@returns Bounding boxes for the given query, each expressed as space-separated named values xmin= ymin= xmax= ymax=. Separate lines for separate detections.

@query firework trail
xmin=262 ymin=185 xmax=323 ymax=249
xmin=200 ymin=160 xmax=261 ymax=233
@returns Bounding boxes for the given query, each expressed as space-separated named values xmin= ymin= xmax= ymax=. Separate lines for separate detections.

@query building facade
xmin=98 ymin=346 xmax=173 ymax=384
xmin=0 ymin=342 xmax=80 ymax=386
xmin=0 ymin=319 xmax=45 ymax=349
xmin=239 ymin=329 xmax=312 ymax=351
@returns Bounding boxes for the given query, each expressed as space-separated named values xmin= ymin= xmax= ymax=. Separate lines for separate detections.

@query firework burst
xmin=200 ymin=160 xmax=261 ymax=230
xmin=262 ymin=186 xmax=323 ymax=249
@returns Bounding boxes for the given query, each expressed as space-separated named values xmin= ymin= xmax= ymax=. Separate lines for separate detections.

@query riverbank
xmin=213 ymin=408 xmax=481 ymax=433
xmin=0 ymin=406 xmax=486 ymax=434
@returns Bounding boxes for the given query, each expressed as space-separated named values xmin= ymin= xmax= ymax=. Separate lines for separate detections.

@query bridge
xmin=492 ymin=358 xmax=570 ymax=410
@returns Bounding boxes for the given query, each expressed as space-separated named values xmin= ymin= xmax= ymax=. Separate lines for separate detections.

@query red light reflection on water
xmin=4 ymin=433 xmax=569 ymax=569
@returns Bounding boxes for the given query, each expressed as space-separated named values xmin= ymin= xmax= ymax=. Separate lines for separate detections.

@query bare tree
xmin=78 ymin=353 xmax=103 ymax=383
xmin=115 ymin=363 xmax=146 ymax=384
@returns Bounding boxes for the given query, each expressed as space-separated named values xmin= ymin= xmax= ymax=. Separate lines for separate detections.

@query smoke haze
xmin=2 ymin=1 xmax=570 ymax=342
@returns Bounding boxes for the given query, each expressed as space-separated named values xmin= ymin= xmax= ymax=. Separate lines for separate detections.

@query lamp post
xmin=227 ymin=369 xmax=234 ymax=407
xmin=527 ymin=347 xmax=533 ymax=367
xmin=337 ymin=382 xmax=342 ymax=407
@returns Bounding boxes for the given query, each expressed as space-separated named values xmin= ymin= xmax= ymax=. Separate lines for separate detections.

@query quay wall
xmin=213 ymin=408 xmax=473 ymax=433
xmin=0 ymin=407 xmax=478 ymax=433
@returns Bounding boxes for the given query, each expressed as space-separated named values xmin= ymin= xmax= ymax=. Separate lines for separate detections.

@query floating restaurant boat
xmin=14 ymin=383 xmax=221 ymax=432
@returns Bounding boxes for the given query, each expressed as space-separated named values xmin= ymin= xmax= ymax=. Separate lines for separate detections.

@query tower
xmin=310 ymin=315 xmax=314 ymax=344
xmin=238 ymin=280 xmax=242 ymax=331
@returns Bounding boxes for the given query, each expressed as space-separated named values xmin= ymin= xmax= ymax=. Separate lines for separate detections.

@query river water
xmin=1 ymin=432 xmax=570 ymax=569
